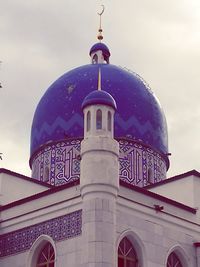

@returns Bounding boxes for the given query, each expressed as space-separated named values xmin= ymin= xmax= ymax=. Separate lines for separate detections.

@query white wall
xmin=1 ymin=179 xmax=200 ymax=267
xmin=149 ymin=175 xmax=200 ymax=209
xmin=0 ymin=172 xmax=49 ymax=205
xmin=117 ymin=186 xmax=199 ymax=267
xmin=0 ymin=237 xmax=83 ymax=267
xmin=116 ymin=207 xmax=196 ymax=267
xmin=56 ymin=237 xmax=82 ymax=267
xmin=0 ymin=251 xmax=28 ymax=267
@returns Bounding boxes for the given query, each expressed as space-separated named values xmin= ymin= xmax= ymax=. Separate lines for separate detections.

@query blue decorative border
xmin=0 ymin=210 xmax=82 ymax=258
xmin=31 ymin=139 xmax=81 ymax=186
xmin=119 ymin=139 xmax=166 ymax=187
xmin=31 ymin=138 xmax=166 ymax=188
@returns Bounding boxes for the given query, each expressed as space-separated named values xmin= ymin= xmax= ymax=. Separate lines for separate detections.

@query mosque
xmin=0 ymin=11 xmax=200 ymax=267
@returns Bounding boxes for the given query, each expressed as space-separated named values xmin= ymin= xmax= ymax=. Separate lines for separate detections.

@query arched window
xmin=92 ymin=54 xmax=98 ymax=64
xmin=36 ymin=242 xmax=55 ymax=267
xmin=44 ymin=167 xmax=49 ymax=182
xmin=147 ymin=168 xmax=153 ymax=184
xmin=167 ymin=252 xmax=183 ymax=267
xmin=96 ymin=109 xmax=102 ymax=129
xmin=86 ymin=111 xmax=91 ymax=132
xmin=108 ymin=111 xmax=112 ymax=131
xmin=118 ymin=237 xmax=138 ymax=267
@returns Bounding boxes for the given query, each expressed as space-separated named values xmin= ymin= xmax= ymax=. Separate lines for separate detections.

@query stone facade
xmin=0 ymin=183 xmax=199 ymax=267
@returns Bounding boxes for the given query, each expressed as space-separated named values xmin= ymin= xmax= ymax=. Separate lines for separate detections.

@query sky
xmin=0 ymin=0 xmax=200 ymax=178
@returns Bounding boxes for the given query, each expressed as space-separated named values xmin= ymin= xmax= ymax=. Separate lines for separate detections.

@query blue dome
xmin=82 ymin=90 xmax=117 ymax=110
xmin=31 ymin=64 xmax=168 ymax=164
xmin=89 ymin=43 xmax=110 ymax=57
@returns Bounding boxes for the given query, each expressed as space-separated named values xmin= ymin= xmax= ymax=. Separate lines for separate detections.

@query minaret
xmin=89 ymin=5 xmax=110 ymax=64
xmin=80 ymin=68 xmax=119 ymax=267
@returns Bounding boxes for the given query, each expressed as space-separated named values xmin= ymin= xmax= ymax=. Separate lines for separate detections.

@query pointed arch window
xmin=92 ymin=54 xmax=98 ymax=64
xmin=118 ymin=237 xmax=138 ymax=267
xmin=36 ymin=242 xmax=55 ymax=267
xmin=108 ymin=111 xmax=112 ymax=131
xmin=86 ymin=111 xmax=91 ymax=132
xmin=147 ymin=168 xmax=153 ymax=184
xmin=96 ymin=109 xmax=102 ymax=129
xmin=167 ymin=252 xmax=183 ymax=267
xmin=44 ymin=167 xmax=49 ymax=182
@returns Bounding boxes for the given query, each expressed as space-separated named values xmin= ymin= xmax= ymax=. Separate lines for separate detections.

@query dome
xmin=82 ymin=90 xmax=117 ymax=110
xmin=89 ymin=42 xmax=110 ymax=57
xmin=30 ymin=63 xmax=168 ymax=166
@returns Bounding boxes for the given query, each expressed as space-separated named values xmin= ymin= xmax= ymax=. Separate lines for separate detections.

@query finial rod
xmin=98 ymin=68 xmax=102 ymax=91
xmin=97 ymin=5 xmax=105 ymax=41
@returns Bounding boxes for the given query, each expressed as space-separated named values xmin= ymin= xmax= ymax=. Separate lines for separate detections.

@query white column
xmin=80 ymin=135 xmax=119 ymax=267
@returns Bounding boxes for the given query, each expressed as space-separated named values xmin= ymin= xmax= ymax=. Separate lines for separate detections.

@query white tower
xmin=80 ymin=69 xmax=119 ymax=267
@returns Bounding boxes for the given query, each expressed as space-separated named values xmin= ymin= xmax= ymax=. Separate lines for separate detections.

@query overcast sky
xmin=0 ymin=0 xmax=200 ymax=178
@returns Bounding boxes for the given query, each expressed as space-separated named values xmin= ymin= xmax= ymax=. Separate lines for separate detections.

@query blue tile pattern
xmin=30 ymin=64 xmax=168 ymax=164
xmin=119 ymin=139 xmax=166 ymax=187
xmin=0 ymin=210 xmax=82 ymax=258
xmin=31 ymin=139 xmax=81 ymax=186
xmin=31 ymin=138 xmax=166 ymax=187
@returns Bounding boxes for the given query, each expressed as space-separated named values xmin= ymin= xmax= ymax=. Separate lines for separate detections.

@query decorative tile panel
xmin=31 ymin=138 xmax=166 ymax=188
xmin=32 ymin=139 xmax=81 ymax=186
xmin=0 ymin=210 xmax=82 ymax=258
xmin=119 ymin=139 xmax=166 ymax=187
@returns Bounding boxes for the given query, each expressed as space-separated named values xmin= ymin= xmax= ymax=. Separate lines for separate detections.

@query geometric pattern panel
xmin=0 ymin=210 xmax=82 ymax=258
xmin=119 ymin=139 xmax=166 ymax=187
xmin=31 ymin=139 xmax=81 ymax=186
xmin=31 ymin=138 xmax=166 ymax=188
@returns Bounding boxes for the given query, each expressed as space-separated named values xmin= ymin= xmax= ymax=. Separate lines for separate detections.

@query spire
xmin=89 ymin=5 xmax=110 ymax=64
xmin=97 ymin=5 xmax=105 ymax=41
xmin=98 ymin=68 xmax=102 ymax=91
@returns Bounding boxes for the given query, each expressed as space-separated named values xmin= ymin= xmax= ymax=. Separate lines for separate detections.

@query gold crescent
xmin=97 ymin=5 xmax=105 ymax=16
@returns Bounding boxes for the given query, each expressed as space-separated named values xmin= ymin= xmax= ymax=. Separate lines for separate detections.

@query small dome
xmin=82 ymin=90 xmax=117 ymax=110
xmin=89 ymin=42 xmax=110 ymax=57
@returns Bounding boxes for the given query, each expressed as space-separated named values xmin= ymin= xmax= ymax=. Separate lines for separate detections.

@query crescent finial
xmin=97 ymin=5 xmax=105 ymax=41
xmin=97 ymin=4 xmax=105 ymax=16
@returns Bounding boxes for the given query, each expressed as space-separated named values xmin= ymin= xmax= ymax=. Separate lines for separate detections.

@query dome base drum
xmin=31 ymin=137 xmax=167 ymax=187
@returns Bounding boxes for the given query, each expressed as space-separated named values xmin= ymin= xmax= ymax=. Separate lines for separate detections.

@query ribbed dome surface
xmin=30 ymin=63 xmax=168 ymax=161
